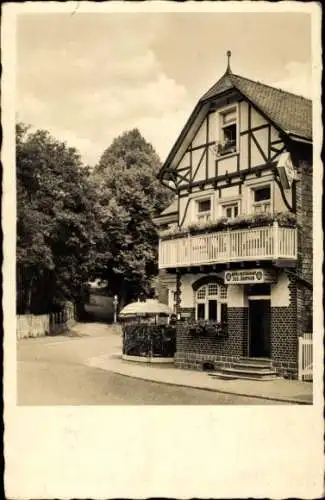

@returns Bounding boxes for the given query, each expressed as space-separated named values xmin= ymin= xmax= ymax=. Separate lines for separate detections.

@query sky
xmin=16 ymin=10 xmax=313 ymax=167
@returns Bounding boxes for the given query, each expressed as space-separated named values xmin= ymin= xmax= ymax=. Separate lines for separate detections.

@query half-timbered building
xmin=154 ymin=53 xmax=312 ymax=380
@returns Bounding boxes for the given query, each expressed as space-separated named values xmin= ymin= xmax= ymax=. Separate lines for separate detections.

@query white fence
xmin=17 ymin=302 xmax=75 ymax=339
xmin=298 ymin=333 xmax=313 ymax=381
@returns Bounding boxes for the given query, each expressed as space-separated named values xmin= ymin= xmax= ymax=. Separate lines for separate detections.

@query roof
xmin=160 ymin=63 xmax=312 ymax=176
xmin=201 ymin=71 xmax=312 ymax=140
xmin=159 ymin=199 xmax=178 ymax=216
xmin=153 ymin=198 xmax=178 ymax=226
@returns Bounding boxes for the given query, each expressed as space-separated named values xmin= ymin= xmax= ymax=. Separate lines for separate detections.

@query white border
xmin=2 ymin=3 xmax=324 ymax=499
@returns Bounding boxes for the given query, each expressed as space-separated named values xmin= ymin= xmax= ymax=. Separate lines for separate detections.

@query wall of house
xmin=174 ymin=269 xmax=299 ymax=377
xmin=171 ymin=96 xmax=295 ymax=230
xmin=294 ymin=144 xmax=313 ymax=335
xmin=173 ymin=115 xmax=293 ymax=227
xmin=270 ymin=273 xmax=298 ymax=378
xmin=176 ymin=100 xmax=286 ymax=188
xmin=157 ymin=270 xmax=176 ymax=308
xmin=178 ymin=174 xmax=290 ymax=228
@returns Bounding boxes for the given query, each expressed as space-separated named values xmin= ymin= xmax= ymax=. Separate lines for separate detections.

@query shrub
xmin=122 ymin=323 xmax=176 ymax=357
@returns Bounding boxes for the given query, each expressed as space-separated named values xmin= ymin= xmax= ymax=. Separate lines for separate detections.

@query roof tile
xmin=200 ymin=72 xmax=312 ymax=140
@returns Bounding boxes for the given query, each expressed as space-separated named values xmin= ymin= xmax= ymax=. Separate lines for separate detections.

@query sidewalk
xmin=86 ymin=352 xmax=313 ymax=405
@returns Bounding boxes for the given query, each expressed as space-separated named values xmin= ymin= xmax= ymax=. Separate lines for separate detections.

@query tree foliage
xmin=16 ymin=124 xmax=173 ymax=314
xmin=92 ymin=129 xmax=173 ymax=305
xmin=16 ymin=123 xmax=101 ymax=314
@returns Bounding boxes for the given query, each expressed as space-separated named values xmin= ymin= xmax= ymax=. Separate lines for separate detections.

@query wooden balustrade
xmin=159 ymin=225 xmax=297 ymax=269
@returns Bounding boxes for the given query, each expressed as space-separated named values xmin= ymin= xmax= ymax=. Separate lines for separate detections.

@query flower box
xmin=160 ymin=211 xmax=297 ymax=241
xmin=187 ymin=320 xmax=228 ymax=338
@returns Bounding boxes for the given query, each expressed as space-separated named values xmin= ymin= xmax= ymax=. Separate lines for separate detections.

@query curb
xmin=88 ymin=359 xmax=312 ymax=405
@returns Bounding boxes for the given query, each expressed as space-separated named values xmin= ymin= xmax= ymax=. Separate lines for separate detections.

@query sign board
xmin=277 ymin=152 xmax=297 ymax=189
xmin=224 ymin=269 xmax=277 ymax=285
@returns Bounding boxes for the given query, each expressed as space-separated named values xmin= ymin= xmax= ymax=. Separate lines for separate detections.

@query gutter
xmin=286 ymin=132 xmax=312 ymax=144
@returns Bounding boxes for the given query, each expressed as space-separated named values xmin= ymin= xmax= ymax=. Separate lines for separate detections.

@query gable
xmin=159 ymin=70 xmax=312 ymax=182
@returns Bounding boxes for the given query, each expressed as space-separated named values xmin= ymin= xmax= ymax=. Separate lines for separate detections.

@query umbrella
xmin=119 ymin=299 xmax=173 ymax=317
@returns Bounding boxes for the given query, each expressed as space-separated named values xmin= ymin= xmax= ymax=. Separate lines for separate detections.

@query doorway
xmin=248 ymin=299 xmax=271 ymax=357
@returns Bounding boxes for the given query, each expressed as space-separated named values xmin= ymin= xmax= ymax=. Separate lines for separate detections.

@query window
xmin=222 ymin=202 xmax=239 ymax=219
xmin=218 ymin=106 xmax=238 ymax=156
xmin=252 ymin=185 xmax=271 ymax=214
xmin=196 ymin=198 xmax=211 ymax=223
xmin=195 ymin=282 xmax=228 ymax=321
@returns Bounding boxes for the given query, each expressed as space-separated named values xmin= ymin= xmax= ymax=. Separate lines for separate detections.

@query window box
xmin=159 ymin=212 xmax=297 ymax=241
xmin=188 ymin=320 xmax=228 ymax=337
xmin=216 ymin=140 xmax=237 ymax=157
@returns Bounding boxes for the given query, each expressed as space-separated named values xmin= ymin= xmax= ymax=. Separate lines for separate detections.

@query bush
xmin=122 ymin=323 xmax=176 ymax=357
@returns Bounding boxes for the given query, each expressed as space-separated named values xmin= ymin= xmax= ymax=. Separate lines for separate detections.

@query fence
xmin=17 ymin=302 xmax=76 ymax=339
xmin=298 ymin=332 xmax=313 ymax=381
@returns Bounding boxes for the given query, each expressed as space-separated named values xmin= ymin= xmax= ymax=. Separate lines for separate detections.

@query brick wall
xmin=175 ymin=306 xmax=247 ymax=370
xmin=228 ymin=307 xmax=249 ymax=357
xmin=293 ymin=144 xmax=313 ymax=337
xmin=270 ymin=274 xmax=298 ymax=378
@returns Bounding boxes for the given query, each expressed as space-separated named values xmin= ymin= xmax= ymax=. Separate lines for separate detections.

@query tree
xmin=92 ymin=129 xmax=173 ymax=306
xmin=16 ymin=123 xmax=101 ymax=314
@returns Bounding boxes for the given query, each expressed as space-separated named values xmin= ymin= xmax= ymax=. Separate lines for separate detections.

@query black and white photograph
xmin=2 ymin=2 xmax=323 ymax=498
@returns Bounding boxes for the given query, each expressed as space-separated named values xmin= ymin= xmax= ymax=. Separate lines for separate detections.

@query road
xmin=17 ymin=322 xmax=284 ymax=405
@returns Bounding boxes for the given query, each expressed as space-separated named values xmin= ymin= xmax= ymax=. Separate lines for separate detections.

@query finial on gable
xmin=226 ymin=50 xmax=232 ymax=74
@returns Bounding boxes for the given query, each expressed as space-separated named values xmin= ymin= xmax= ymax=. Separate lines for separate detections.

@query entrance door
xmin=249 ymin=299 xmax=271 ymax=357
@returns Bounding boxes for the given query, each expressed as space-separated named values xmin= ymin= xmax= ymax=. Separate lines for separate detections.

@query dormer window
xmin=217 ymin=106 xmax=238 ymax=156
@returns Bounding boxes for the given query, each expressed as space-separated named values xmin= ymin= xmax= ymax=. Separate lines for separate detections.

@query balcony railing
xmin=158 ymin=224 xmax=297 ymax=269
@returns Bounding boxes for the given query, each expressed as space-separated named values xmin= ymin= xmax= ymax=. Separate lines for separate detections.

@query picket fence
xmin=298 ymin=332 xmax=313 ymax=381
xmin=17 ymin=303 xmax=75 ymax=339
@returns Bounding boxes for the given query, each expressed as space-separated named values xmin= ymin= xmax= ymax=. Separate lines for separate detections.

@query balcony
xmin=158 ymin=224 xmax=297 ymax=269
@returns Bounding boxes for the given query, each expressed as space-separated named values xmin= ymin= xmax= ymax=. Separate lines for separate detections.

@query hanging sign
xmin=277 ymin=152 xmax=297 ymax=189
xmin=224 ymin=269 xmax=277 ymax=285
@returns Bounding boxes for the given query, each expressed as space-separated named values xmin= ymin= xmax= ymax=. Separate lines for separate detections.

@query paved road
xmin=17 ymin=323 xmax=284 ymax=405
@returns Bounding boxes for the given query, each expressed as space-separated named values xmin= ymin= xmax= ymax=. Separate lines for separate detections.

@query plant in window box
xmin=188 ymin=320 xmax=227 ymax=337
xmin=159 ymin=226 xmax=189 ymax=240
xmin=200 ymin=320 xmax=228 ymax=337
xmin=188 ymin=320 xmax=206 ymax=336
xmin=188 ymin=217 xmax=228 ymax=235
xmin=246 ymin=213 xmax=274 ymax=228
xmin=274 ymin=211 xmax=297 ymax=228
xmin=217 ymin=140 xmax=236 ymax=156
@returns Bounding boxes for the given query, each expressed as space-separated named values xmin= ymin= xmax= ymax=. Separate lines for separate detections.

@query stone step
xmin=209 ymin=371 xmax=277 ymax=381
xmin=221 ymin=366 xmax=276 ymax=376
xmin=233 ymin=360 xmax=273 ymax=370
xmin=239 ymin=357 xmax=272 ymax=366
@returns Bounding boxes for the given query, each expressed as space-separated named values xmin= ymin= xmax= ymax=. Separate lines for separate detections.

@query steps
xmin=209 ymin=357 xmax=278 ymax=381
